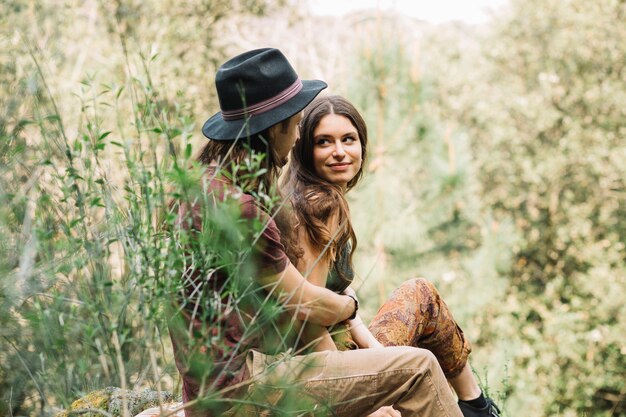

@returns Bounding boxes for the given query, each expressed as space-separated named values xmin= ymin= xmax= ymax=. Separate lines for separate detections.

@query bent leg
xmin=245 ymin=346 xmax=463 ymax=417
xmin=368 ymin=278 xmax=471 ymax=378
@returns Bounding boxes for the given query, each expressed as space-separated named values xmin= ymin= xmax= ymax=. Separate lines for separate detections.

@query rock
xmin=56 ymin=387 xmax=180 ymax=417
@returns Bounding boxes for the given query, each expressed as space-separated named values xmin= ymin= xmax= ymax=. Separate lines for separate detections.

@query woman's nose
xmin=333 ymin=141 xmax=346 ymax=157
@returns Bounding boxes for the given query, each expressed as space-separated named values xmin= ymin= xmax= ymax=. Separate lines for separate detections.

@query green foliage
xmin=0 ymin=54 xmax=194 ymax=415
xmin=344 ymin=20 xmax=517 ymax=415
xmin=339 ymin=2 xmax=625 ymax=415
xmin=421 ymin=0 xmax=626 ymax=415
xmin=2 ymin=1 xmax=624 ymax=416
xmin=0 ymin=1 xmax=290 ymax=415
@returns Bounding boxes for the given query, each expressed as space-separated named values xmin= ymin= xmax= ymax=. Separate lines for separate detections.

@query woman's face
xmin=312 ymin=114 xmax=362 ymax=190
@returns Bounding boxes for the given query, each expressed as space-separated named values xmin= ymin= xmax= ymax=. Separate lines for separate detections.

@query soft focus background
xmin=1 ymin=0 xmax=625 ymax=416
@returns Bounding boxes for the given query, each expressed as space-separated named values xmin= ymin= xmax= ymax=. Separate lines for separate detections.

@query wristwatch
xmin=346 ymin=294 xmax=359 ymax=320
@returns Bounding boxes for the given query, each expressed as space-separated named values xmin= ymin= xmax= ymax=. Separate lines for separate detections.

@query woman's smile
xmin=328 ymin=162 xmax=352 ymax=171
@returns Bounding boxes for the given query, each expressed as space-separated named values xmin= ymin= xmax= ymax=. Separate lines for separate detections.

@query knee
xmin=445 ymin=356 xmax=470 ymax=379
xmin=405 ymin=347 xmax=439 ymax=371
xmin=402 ymin=277 xmax=441 ymax=299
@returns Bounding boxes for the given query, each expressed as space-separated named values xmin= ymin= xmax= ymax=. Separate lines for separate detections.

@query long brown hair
xmin=282 ymin=95 xmax=368 ymax=273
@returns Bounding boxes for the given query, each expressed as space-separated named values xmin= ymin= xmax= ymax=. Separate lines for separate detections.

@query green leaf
xmin=45 ymin=114 xmax=61 ymax=123
xmin=116 ymin=85 xmax=125 ymax=99
xmin=98 ymin=131 xmax=112 ymax=141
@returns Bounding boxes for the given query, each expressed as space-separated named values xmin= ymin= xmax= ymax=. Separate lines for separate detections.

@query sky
xmin=307 ymin=0 xmax=509 ymax=24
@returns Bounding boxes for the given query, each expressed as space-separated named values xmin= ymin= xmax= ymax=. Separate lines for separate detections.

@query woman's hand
xmin=368 ymin=338 xmax=384 ymax=349
xmin=348 ymin=314 xmax=384 ymax=349
xmin=342 ymin=287 xmax=385 ymax=349
xmin=367 ymin=406 xmax=401 ymax=417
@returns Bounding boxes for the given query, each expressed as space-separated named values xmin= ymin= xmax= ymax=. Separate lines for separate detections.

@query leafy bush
xmin=426 ymin=0 xmax=626 ymax=415
xmin=3 ymin=1 xmax=624 ymax=416
xmin=0 ymin=1 xmax=284 ymax=414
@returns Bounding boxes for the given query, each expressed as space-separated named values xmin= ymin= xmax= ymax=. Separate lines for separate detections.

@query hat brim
xmin=202 ymin=79 xmax=327 ymax=141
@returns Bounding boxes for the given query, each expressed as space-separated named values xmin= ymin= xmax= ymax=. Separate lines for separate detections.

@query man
xmin=169 ymin=48 xmax=464 ymax=417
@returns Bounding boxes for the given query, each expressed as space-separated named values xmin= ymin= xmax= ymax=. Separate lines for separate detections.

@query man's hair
xmin=197 ymin=120 xmax=303 ymax=262
xmin=197 ymin=124 xmax=285 ymax=193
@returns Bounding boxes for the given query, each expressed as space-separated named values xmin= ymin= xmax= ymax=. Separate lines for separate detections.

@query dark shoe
xmin=458 ymin=397 xmax=501 ymax=417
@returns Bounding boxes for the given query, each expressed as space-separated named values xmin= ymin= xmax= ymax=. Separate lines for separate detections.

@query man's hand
xmin=367 ymin=406 xmax=401 ymax=417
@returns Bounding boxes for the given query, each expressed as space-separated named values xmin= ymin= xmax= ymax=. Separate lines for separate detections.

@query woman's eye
xmin=344 ymin=136 xmax=356 ymax=143
xmin=316 ymin=138 xmax=330 ymax=146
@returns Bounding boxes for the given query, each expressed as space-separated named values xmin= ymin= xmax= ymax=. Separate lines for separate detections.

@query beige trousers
xmin=232 ymin=346 xmax=463 ymax=417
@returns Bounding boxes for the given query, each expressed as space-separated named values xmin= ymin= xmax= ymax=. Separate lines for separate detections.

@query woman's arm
xmin=296 ymin=217 xmax=382 ymax=350
xmin=294 ymin=225 xmax=339 ymax=350
xmin=347 ymin=313 xmax=383 ymax=349
xmin=295 ymin=217 xmax=334 ymax=287
xmin=342 ymin=286 xmax=383 ymax=349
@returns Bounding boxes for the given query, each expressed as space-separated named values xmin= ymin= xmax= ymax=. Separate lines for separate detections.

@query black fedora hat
xmin=202 ymin=48 xmax=327 ymax=141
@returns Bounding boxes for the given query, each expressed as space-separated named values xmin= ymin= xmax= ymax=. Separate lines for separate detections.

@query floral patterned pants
xmin=332 ymin=278 xmax=471 ymax=378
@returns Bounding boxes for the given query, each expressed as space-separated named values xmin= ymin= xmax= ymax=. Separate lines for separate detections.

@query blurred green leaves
xmin=0 ymin=0 xmax=286 ymax=415
xmin=1 ymin=0 xmax=625 ymax=416
xmin=420 ymin=0 xmax=626 ymax=415
xmin=339 ymin=1 xmax=625 ymax=415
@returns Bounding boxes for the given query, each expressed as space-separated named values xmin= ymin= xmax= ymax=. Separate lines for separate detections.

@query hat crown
xmin=215 ymin=48 xmax=299 ymax=113
xmin=202 ymin=48 xmax=326 ymax=141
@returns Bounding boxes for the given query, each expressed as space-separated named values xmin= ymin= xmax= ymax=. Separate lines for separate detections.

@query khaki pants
xmin=234 ymin=346 xmax=463 ymax=417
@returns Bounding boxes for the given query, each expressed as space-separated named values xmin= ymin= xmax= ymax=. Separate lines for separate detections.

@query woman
xmin=282 ymin=95 xmax=501 ymax=417
xmin=169 ymin=49 xmax=464 ymax=417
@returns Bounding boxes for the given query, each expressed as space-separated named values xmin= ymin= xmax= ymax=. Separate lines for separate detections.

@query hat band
xmin=221 ymin=78 xmax=303 ymax=121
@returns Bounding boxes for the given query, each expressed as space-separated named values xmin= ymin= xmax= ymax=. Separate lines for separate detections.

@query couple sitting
xmin=168 ymin=48 xmax=501 ymax=417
